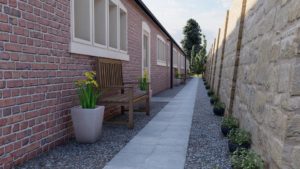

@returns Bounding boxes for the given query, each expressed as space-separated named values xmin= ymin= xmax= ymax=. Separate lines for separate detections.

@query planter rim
xmin=72 ymin=105 xmax=105 ymax=110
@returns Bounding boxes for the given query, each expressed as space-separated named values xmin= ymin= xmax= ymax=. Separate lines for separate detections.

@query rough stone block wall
xmin=218 ymin=0 xmax=244 ymax=112
xmin=207 ymin=0 xmax=300 ymax=168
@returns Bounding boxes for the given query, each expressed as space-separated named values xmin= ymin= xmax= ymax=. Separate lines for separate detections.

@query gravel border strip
xmin=184 ymin=78 xmax=231 ymax=169
xmin=17 ymin=87 xmax=184 ymax=169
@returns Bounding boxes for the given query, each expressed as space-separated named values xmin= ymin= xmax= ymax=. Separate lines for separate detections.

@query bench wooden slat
xmin=96 ymin=58 xmax=150 ymax=129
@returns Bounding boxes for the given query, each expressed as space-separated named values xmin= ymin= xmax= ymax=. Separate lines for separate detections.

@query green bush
xmin=208 ymin=90 xmax=214 ymax=96
xmin=228 ymin=129 xmax=251 ymax=146
xmin=211 ymin=94 xmax=219 ymax=103
xmin=222 ymin=116 xmax=239 ymax=129
xmin=214 ymin=101 xmax=225 ymax=109
xmin=231 ymin=149 xmax=264 ymax=169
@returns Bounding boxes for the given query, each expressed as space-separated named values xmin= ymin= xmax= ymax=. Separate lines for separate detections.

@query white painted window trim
xmin=181 ymin=55 xmax=185 ymax=69
xmin=173 ymin=49 xmax=178 ymax=68
xmin=142 ymin=21 xmax=151 ymax=80
xmin=156 ymin=35 xmax=167 ymax=66
xmin=70 ymin=0 xmax=129 ymax=61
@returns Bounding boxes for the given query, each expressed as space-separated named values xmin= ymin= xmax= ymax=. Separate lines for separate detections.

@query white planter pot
xmin=71 ymin=106 xmax=105 ymax=144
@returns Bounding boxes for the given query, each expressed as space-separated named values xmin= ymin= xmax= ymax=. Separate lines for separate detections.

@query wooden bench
xmin=95 ymin=58 xmax=150 ymax=129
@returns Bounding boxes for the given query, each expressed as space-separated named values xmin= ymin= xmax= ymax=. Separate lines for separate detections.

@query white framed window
xmin=181 ymin=55 xmax=185 ymax=69
xmin=173 ymin=49 xmax=178 ymax=68
xmin=166 ymin=43 xmax=170 ymax=67
xmin=157 ymin=35 xmax=167 ymax=66
xmin=142 ymin=21 xmax=151 ymax=80
xmin=70 ymin=0 xmax=129 ymax=61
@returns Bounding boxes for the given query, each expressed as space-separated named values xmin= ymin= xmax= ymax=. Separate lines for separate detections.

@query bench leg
xmin=128 ymin=101 xmax=134 ymax=129
xmin=146 ymin=97 xmax=150 ymax=116
xmin=121 ymin=106 xmax=125 ymax=115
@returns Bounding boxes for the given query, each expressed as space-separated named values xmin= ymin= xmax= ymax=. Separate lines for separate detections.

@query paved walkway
xmin=104 ymin=78 xmax=198 ymax=169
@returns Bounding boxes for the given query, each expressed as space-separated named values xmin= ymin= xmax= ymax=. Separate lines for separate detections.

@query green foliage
xmin=208 ymin=90 xmax=214 ymax=96
xmin=76 ymin=72 xmax=100 ymax=109
xmin=231 ymin=149 xmax=264 ymax=169
xmin=222 ymin=116 xmax=239 ymax=129
xmin=139 ymin=69 xmax=149 ymax=91
xmin=214 ymin=101 xmax=225 ymax=109
xmin=211 ymin=94 xmax=219 ymax=102
xmin=175 ymin=68 xmax=181 ymax=79
xmin=228 ymin=129 xmax=251 ymax=146
xmin=181 ymin=19 xmax=202 ymax=61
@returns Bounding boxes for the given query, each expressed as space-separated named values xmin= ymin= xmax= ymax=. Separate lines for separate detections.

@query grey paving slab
xmin=104 ymin=78 xmax=199 ymax=169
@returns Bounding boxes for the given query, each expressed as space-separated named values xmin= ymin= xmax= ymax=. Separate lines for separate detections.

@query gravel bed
xmin=17 ymin=87 xmax=184 ymax=169
xmin=184 ymin=78 xmax=231 ymax=169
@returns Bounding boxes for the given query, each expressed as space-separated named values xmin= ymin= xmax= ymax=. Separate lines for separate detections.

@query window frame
xmin=70 ymin=0 xmax=129 ymax=61
xmin=142 ymin=21 xmax=151 ymax=79
xmin=156 ymin=35 xmax=167 ymax=66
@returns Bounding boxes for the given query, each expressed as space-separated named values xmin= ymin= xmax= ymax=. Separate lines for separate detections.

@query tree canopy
xmin=182 ymin=19 xmax=207 ymax=74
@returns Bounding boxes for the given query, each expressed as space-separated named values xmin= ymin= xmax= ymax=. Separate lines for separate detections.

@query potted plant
xmin=228 ymin=129 xmax=251 ymax=153
xmin=205 ymin=85 xmax=210 ymax=90
xmin=71 ymin=71 xmax=104 ymax=144
xmin=174 ymin=68 xmax=182 ymax=85
xmin=207 ymin=90 xmax=214 ymax=97
xmin=210 ymin=94 xmax=219 ymax=104
xmin=221 ymin=116 xmax=239 ymax=136
xmin=213 ymin=101 xmax=225 ymax=116
xmin=139 ymin=69 xmax=149 ymax=91
xmin=231 ymin=149 xmax=264 ymax=169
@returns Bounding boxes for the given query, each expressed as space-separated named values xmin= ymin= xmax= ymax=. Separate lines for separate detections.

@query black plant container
xmin=206 ymin=86 xmax=210 ymax=90
xmin=210 ymin=98 xmax=216 ymax=104
xmin=213 ymin=107 xmax=225 ymax=116
xmin=228 ymin=140 xmax=251 ymax=153
xmin=221 ymin=125 xmax=232 ymax=137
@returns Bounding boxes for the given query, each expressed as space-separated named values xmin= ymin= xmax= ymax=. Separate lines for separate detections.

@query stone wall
xmin=206 ymin=0 xmax=300 ymax=168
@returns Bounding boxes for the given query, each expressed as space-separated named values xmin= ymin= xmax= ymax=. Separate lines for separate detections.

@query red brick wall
xmin=122 ymin=1 xmax=171 ymax=94
xmin=0 ymin=0 xmax=183 ymax=168
xmin=0 ymin=0 xmax=95 ymax=168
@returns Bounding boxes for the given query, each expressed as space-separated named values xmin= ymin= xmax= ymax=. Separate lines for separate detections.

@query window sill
xmin=70 ymin=41 xmax=129 ymax=61
xmin=157 ymin=60 xmax=167 ymax=67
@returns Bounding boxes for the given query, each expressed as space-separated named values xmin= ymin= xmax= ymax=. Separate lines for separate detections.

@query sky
xmin=143 ymin=0 xmax=232 ymax=50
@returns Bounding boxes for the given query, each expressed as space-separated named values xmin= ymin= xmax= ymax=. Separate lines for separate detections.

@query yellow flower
xmin=76 ymin=71 xmax=100 ymax=89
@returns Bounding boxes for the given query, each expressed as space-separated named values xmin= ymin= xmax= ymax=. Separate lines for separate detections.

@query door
xmin=142 ymin=32 xmax=150 ymax=81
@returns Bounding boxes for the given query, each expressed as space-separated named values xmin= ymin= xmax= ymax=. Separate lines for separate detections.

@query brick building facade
xmin=0 ymin=0 xmax=186 ymax=168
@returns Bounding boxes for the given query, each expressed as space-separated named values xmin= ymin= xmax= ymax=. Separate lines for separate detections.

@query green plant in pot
xmin=210 ymin=94 xmax=219 ymax=104
xmin=71 ymin=71 xmax=104 ymax=144
xmin=213 ymin=101 xmax=225 ymax=116
xmin=228 ymin=129 xmax=251 ymax=153
xmin=231 ymin=149 xmax=264 ymax=169
xmin=205 ymin=84 xmax=210 ymax=90
xmin=207 ymin=89 xmax=214 ymax=96
xmin=139 ymin=69 xmax=149 ymax=91
xmin=221 ymin=116 xmax=239 ymax=137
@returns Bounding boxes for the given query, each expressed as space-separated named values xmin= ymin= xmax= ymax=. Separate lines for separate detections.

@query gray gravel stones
xmin=17 ymin=102 xmax=171 ymax=169
xmin=184 ymin=79 xmax=231 ymax=169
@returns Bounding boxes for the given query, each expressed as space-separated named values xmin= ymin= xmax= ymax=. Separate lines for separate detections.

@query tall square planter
xmin=71 ymin=106 xmax=105 ymax=144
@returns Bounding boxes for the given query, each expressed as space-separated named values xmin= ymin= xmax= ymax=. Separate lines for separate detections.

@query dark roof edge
xmin=134 ymin=0 xmax=186 ymax=56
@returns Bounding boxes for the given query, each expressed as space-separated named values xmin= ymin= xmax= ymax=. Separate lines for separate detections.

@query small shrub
xmin=205 ymin=85 xmax=210 ymax=90
xmin=210 ymin=94 xmax=219 ymax=104
xmin=231 ymin=149 xmax=264 ymax=169
xmin=207 ymin=90 xmax=214 ymax=96
xmin=221 ymin=116 xmax=239 ymax=136
xmin=213 ymin=101 xmax=225 ymax=116
xmin=222 ymin=116 xmax=239 ymax=129
xmin=228 ymin=129 xmax=251 ymax=146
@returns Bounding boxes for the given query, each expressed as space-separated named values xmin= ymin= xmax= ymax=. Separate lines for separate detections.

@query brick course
xmin=0 ymin=0 xmax=185 ymax=168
